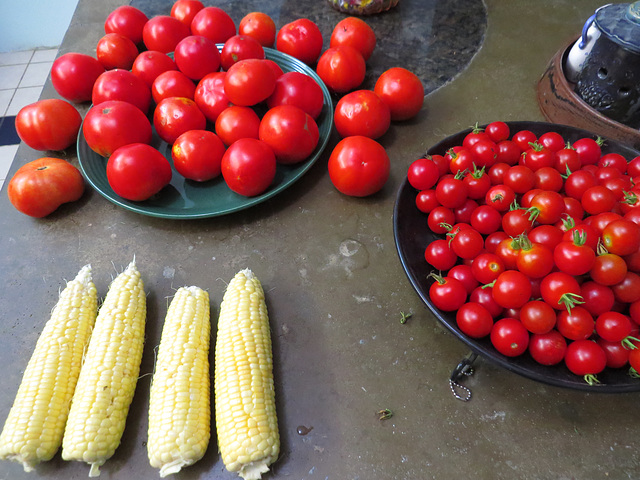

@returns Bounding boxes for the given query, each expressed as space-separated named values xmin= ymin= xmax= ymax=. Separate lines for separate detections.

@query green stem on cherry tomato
xmin=571 ymin=229 xmax=588 ymax=247
xmin=629 ymin=367 xmax=640 ymax=378
xmin=561 ymin=215 xmax=576 ymax=232
xmin=595 ymin=240 xmax=609 ymax=256
xmin=527 ymin=141 xmax=545 ymax=152
xmin=621 ymin=336 xmax=640 ymax=350
xmin=561 ymin=163 xmax=573 ymax=179
xmin=584 ymin=374 xmax=600 ymax=386
xmin=508 ymin=199 xmax=521 ymax=211
xmin=427 ymin=271 xmax=446 ymax=284
xmin=454 ymin=169 xmax=467 ymax=180
xmin=470 ymin=164 xmax=486 ymax=178
xmin=558 ymin=292 xmax=584 ymax=315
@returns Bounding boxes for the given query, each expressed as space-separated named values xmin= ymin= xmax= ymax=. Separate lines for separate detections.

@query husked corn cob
xmin=148 ymin=286 xmax=211 ymax=477
xmin=0 ymin=265 xmax=97 ymax=472
xmin=62 ymin=260 xmax=146 ymax=477
xmin=215 ymin=269 xmax=279 ymax=480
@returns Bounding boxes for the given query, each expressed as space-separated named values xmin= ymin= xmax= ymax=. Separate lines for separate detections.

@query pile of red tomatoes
xmin=407 ymin=121 xmax=640 ymax=384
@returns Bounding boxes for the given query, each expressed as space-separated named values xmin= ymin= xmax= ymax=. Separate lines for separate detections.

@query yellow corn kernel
xmin=61 ymin=260 xmax=146 ymax=477
xmin=147 ymin=286 xmax=211 ymax=477
xmin=215 ymin=269 xmax=279 ymax=480
xmin=0 ymin=265 xmax=97 ymax=472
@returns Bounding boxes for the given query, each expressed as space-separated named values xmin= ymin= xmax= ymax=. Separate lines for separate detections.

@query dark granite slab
xmin=131 ymin=0 xmax=487 ymax=94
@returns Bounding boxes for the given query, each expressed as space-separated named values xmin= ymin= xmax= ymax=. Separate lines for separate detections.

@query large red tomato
xmin=174 ymin=35 xmax=221 ymax=81
xmin=151 ymin=70 xmax=196 ymax=103
xmin=214 ymin=106 xmax=261 ymax=146
xmin=220 ymin=34 xmax=265 ymax=71
xmin=328 ymin=136 xmax=390 ymax=197
xmin=329 ymin=16 xmax=376 ymax=61
xmin=194 ymin=71 xmax=231 ymax=122
xmin=170 ymin=0 xmax=204 ymax=26
xmin=96 ymin=33 xmax=139 ymax=70
xmin=106 ymin=143 xmax=172 ymax=201
xmin=276 ymin=18 xmax=323 ymax=65
xmin=221 ymin=138 xmax=276 ymax=196
xmin=266 ymin=71 xmax=324 ymax=119
xmin=259 ymin=105 xmax=319 ymax=164
xmin=172 ymin=130 xmax=226 ymax=182
xmin=83 ymin=100 xmax=152 ymax=157
xmin=239 ymin=11 xmax=276 ymax=48
xmin=374 ymin=67 xmax=424 ymax=121
xmin=7 ymin=158 xmax=84 ymax=217
xmin=334 ymin=89 xmax=390 ymax=139
xmin=132 ymin=50 xmax=177 ymax=87
xmin=92 ymin=68 xmax=151 ymax=113
xmin=16 ymin=99 xmax=82 ymax=151
xmin=142 ymin=15 xmax=190 ymax=53
xmin=104 ymin=5 xmax=148 ymax=44
xmin=153 ymin=97 xmax=206 ymax=144
xmin=190 ymin=7 xmax=236 ymax=44
xmin=51 ymin=53 xmax=105 ymax=103
xmin=316 ymin=46 xmax=366 ymax=94
xmin=223 ymin=59 xmax=277 ymax=106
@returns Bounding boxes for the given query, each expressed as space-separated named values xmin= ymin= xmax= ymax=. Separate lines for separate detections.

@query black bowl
xmin=393 ymin=121 xmax=640 ymax=392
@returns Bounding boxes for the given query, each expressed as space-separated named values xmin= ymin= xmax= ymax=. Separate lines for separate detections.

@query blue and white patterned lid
xmin=595 ymin=2 xmax=640 ymax=53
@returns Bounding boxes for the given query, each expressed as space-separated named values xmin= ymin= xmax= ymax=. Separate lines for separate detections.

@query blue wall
xmin=0 ymin=0 xmax=80 ymax=52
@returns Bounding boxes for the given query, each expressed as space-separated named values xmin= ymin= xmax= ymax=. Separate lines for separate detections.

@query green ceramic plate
xmin=77 ymin=47 xmax=333 ymax=219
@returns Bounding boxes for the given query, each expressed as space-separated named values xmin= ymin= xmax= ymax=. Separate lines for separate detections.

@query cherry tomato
xmin=7 ymin=158 xmax=84 ymax=218
xmin=107 ymin=143 xmax=172 ymax=201
xmin=224 ymin=58 xmax=277 ymax=106
xmin=579 ymin=281 xmax=615 ymax=317
xmin=601 ymin=219 xmax=640 ymax=256
xmin=534 ymin=166 xmax=563 ymax=192
xmin=553 ymin=236 xmax=596 ymax=276
xmin=492 ymin=270 xmax=532 ymax=309
xmin=503 ymin=165 xmax=535 ymax=194
xmin=215 ymin=106 xmax=260 ymax=146
xmin=572 ymin=137 xmax=602 ymax=165
xmin=220 ymin=34 xmax=265 ymax=71
xmin=554 ymin=147 xmax=581 ymax=174
xmin=491 ymin=318 xmax=529 ymax=357
xmin=427 ymin=206 xmax=455 ymax=235
xmin=581 ymin=185 xmax=617 ymax=215
xmin=485 ymin=121 xmax=510 ymax=143
xmin=153 ymin=97 xmax=206 ymax=144
xmin=172 ymin=130 xmax=226 ymax=182
xmin=334 ymin=89 xmax=390 ymax=139
xmin=512 ymin=129 xmax=537 ymax=152
xmin=190 ymin=7 xmax=236 ymax=44
xmin=92 ymin=68 xmax=151 ymax=113
xmin=590 ymin=252 xmax=628 ymax=286
xmin=528 ymin=190 xmax=565 ymax=224
xmin=596 ymin=311 xmax=633 ymax=343
xmin=463 ymin=127 xmax=491 ymax=149
xmin=174 ymin=35 xmax=221 ymax=80
xmin=448 ymin=264 xmax=479 ymax=295
xmin=528 ymin=330 xmax=567 ymax=366
xmin=428 ymin=275 xmax=467 ymax=312
xmin=470 ymin=139 xmax=497 ymax=168
xmin=436 ymin=175 xmax=468 ymax=209
xmin=83 ymin=100 xmax=152 ymax=157
xmin=495 ymin=237 xmax=521 ymax=270
xmin=597 ymin=338 xmax=630 ymax=368
xmin=520 ymin=300 xmax=557 ymax=334
xmin=556 ymin=306 xmax=594 ymax=341
xmin=488 ymin=162 xmax=510 ymax=184
xmin=132 ymin=50 xmax=177 ymax=87
xmin=564 ymin=340 xmax=607 ymax=379
xmin=528 ymin=224 xmax=564 ymax=250
xmin=539 ymin=131 xmax=565 ymax=152
xmin=450 ymin=227 xmax=484 ymax=260
xmin=374 ymin=67 xmax=424 ymax=121
xmin=501 ymin=208 xmax=533 ymax=237
xmin=424 ymin=239 xmax=457 ymax=271
xmin=415 ymin=189 xmax=440 ymax=214
xmin=456 ymin=303 xmax=494 ymax=338
xmin=104 ymin=5 xmax=148 ymax=44
xmin=407 ymin=157 xmax=440 ymax=191
xmin=259 ymin=105 xmax=319 ymax=164
xmin=516 ymin=241 xmax=554 ymax=279
xmin=194 ymin=71 xmax=231 ymax=123
xmin=496 ymin=140 xmax=521 ymax=165
xmin=142 ymin=15 xmax=190 ymax=53
xmin=328 ymin=136 xmax=390 ymax=197
xmin=96 ymin=33 xmax=139 ymax=70
xmin=16 ymin=99 xmax=81 ymax=151
xmin=463 ymin=166 xmax=491 ymax=199
xmin=221 ymin=138 xmax=276 ymax=196
xmin=276 ymin=18 xmax=323 ymax=64
xmin=239 ymin=11 xmax=276 ymax=47
xmin=266 ymin=71 xmax=324 ymax=120
xmin=51 ymin=53 xmax=105 ymax=103
xmin=446 ymin=146 xmax=475 ymax=174
xmin=316 ymin=46 xmax=366 ymax=94
xmin=151 ymin=70 xmax=196 ymax=104
xmin=485 ymin=184 xmax=515 ymax=212
xmin=170 ymin=0 xmax=204 ymax=26
xmin=471 ymin=252 xmax=505 ymax=284
xmin=540 ymin=271 xmax=582 ymax=312
xmin=611 ymin=272 xmax=640 ymax=303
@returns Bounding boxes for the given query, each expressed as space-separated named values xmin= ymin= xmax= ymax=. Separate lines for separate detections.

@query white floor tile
xmin=0 ymin=64 xmax=27 ymax=90
xmin=0 ymin=50 xmax=33 ymax=66
xmin=0 ymin=144 xmax=19 ymax=190
xmin=6 ymin=87 xmax=42 ymax=116
xmin=19 ymin=62 xmax=52 ymax=88
xmin=0 ymin=90 xmax=14 ymax=117
xmin=31 ymin=48 xmax=58 ymax=63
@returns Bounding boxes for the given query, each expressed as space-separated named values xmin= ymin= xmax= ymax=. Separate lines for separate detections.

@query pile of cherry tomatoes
xmin=9 ymin=0 xmax=426 ymax=217
xmin=407 ymin=121 xmax=640 ymax=384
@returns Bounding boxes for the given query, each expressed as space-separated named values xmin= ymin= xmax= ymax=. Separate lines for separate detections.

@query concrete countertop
xmin=2 ymin=1 xmax=639 ymax=479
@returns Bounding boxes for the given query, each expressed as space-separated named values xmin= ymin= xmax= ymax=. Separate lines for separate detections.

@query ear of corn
xmin=147 ymin=286 xmax=211 ymax=477
xmin=61 ymin=260 xmax=146 ymax=478
xmin=0 ymin=265 xmax=97 ymax=472
xmin=214 ymin=269 xmax=279 ymax=480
